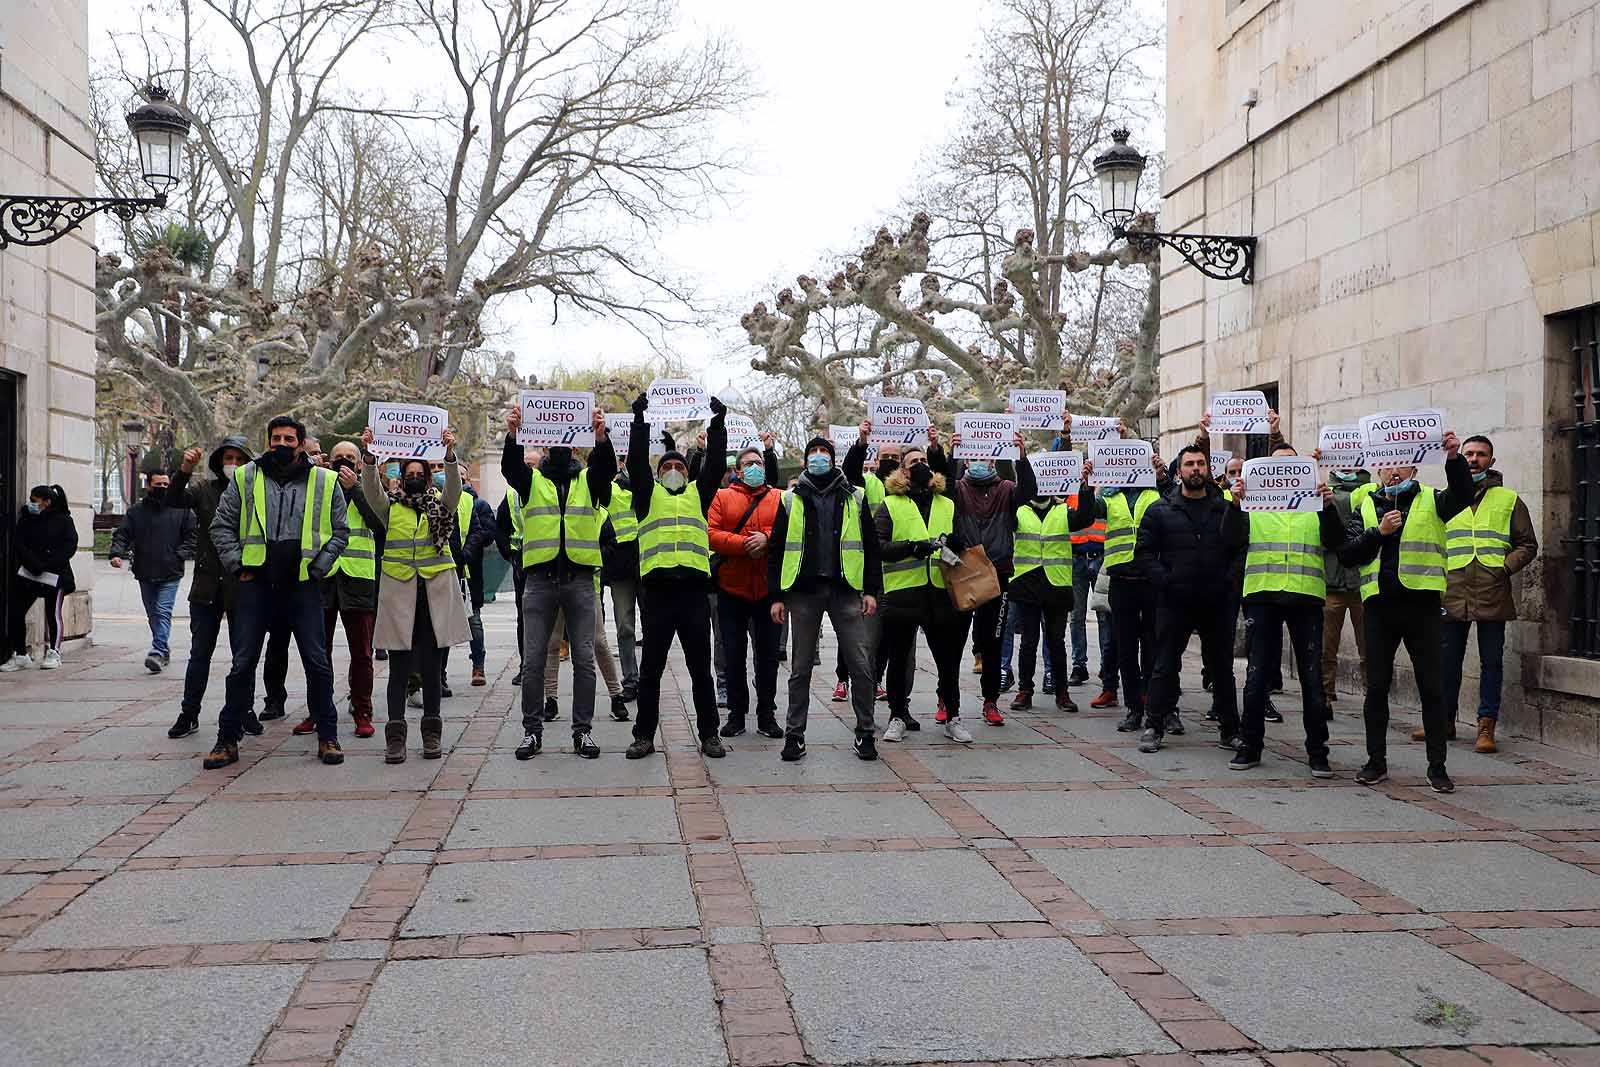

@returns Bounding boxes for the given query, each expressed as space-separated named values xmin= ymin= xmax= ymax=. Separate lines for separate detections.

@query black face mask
xmin=145 ymin=487 xmax=167 ymax=504
xmin=548 ymin=446 xmax=573 ymax=467
xmin=332 ymin=457 xmax=356 ymax=473
xmin=402 ymin=475 xmax=428 ymax=495
xmin=909 ymin=463 xmax=932 ymax=488
xmin=877 ymin=458 xmax=900 ymax=478
xmin=269 ymin=444 xmax=296 ymax=465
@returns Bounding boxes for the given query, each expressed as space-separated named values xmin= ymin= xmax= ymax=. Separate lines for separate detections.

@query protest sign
xmin=1088 ymin=439 xmax=1156 ymax=487
xmin=516 ymin=390 xmax=595 ymax=447
xmin=953 ymin=412 xmax=1021 ymax=460
xmin=1361 ymin=409 xmax=1446 ymax=467
xmin=368 ymin=402 xmax=448 ymax=460
xmin=829 ymin=424 xmax=878 ymax=462
xmin=1210 ymin=450 xmax=1234 ymax=478
xmin=1241 ymin=456 xmax=1323 ymax=512
xmin=1030 ymin=450 xmax=1083 ymax=496
xmin=604 ymin=413 xmax=665 ymax=457
xmin=1071 ymin=415 xmax=1120 ymax=442
xmin=867 ymin=397 xmax=930 ymax=446
xmin=1208 ymin=390 xmax=1271 ymax=434
xmin=646 ymin=379 xmax=709 ymax=421
xmin=1317 ymin=425 xmax=1366 ymax=471
xmin=718 ymin=413 xmax=762 ymax=453
xmin=1008 ymin=389 xmax=1066 ymax=431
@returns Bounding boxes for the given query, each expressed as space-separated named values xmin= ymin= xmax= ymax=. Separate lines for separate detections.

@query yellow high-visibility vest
xmin=234 ymin=462 xmax=337 ymax=582
xmin=1012 ymin=503 xmax=1073 ymax=586
xmin=1358 ymin=489 xmax=1446 ymax=600
xmin=779 ymin=489 xmax=865 ymax=591
xmin=1445 ymin=486 xmax=1516 ymax=571
xmin=520 ymin=473 xmax=603 ymax=568
xmin=881 ymin=494 xmax=953 ymax=592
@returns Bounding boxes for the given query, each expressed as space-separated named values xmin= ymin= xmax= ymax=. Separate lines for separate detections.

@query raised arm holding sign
xmin=516 ymin=390 xmax=596 ymax=447
xmin=368 ymin=402 xmax=450 ymax=460
xmin=1008 ymin=389 xmax=1066 ymax=430
xmin=1208 ymin=390 xmax=1271 ymax=434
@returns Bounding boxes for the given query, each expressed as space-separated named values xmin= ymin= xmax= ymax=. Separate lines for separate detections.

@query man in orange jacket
xmin=707 ymin=444 xmax=785 ymax=739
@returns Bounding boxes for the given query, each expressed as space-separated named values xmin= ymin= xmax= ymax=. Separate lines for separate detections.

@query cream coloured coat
xmin=362 ymin=461 xmax=472 ymax=651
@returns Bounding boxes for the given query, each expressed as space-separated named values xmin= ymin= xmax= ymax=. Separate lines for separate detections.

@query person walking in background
xmin=2 ymin=485 xmax=77 ymax=673
xmin=110 ymin=470 xmax=197 ymax=674
xmin=709 ymin=441 xmax=785 ymax=740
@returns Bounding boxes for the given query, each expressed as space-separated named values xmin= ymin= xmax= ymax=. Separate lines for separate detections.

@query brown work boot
xmin=1474 ymin=716 xmax=1498 ymax=754
xmin=1055 ymin=691 xmax=1080 ymax=714
xmin=1090 ymin=689 xmax=1119 ymax=709
xmin=471 ymin=666 xmax=486 ymax=687
xmin=1009 ymin=689 xmax=1032 ymax=711
xmin=421 ymin=716 xmax=443 ymax=759
xmin=1412 ymin=722 xmax=1457 ymax=742
xmin=385 ymin=721 xmax=407 ymax=764
xmin=318 ymin=739 xmax=344 ymax=765
xmin=202 ymin=741 xmax=238 ymax=770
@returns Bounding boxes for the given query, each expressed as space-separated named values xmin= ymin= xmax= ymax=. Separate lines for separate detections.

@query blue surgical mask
xmin=741 ymin=465 xmax=766 ymax=488
xmin=806 ymin=453 xmax=831 ymax=476
xmin=967 ymin=462 xmax=992 ymax=480
xmin=1331 ymin=471 xmax=1359 ymax=484
xmin=1471 ymin=471 xmax=1487 ymax=483
xmin=1385 ymin=478 xmax=1415 ymax=496
xmin=432 ymin=471 xmax=447 ymax=488
xmin=1099 ymin=486 xmax=1121 ymax=498
xmin=384 ymin=463 xmax=400 ymax=480
xmin=25 ymin=501 xmax=42 ymax=514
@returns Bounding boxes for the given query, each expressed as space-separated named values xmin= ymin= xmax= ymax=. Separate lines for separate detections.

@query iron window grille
xmin=1561 ymin=305 xmax=1600 ymax=658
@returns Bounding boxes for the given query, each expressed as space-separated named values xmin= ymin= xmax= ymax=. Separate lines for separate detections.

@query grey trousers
xmin=610 ymin=579 xmax=639 ymax=689
xmin=785 ymin=584 xmax=876 ymax=738
xmin=522 ymin=569 xmax=597 ymax=734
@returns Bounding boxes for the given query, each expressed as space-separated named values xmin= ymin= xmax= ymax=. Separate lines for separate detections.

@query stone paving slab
xmin=339 ymin=951 xmax=727 ymax=1066
xmin=775 ymin=939 xmax=1176 ymax=1063
xmin=1476 ymin=927 xmax=1600 ymax=996
xmin=0 ymin=873 xmax=46 ymax=907
xmin=1444 ymin=784 xmax=1600 ymax=829
xmin=275 ymin=718 xmax=468 ymax=754
xmin=1033 ymin=845 xmax=1362 ymax=920
xmin=1305 ymin=841 xmax=1600 ymax=911
xmin=53 ymin=725 xmax=215 ymax=757
xmin=1056 ymin=712 xmax=1142 ymax=743
xmin=20 ymin=864 xmax=373 ymax=948
xmin=1190 ymin=786 xmax=1469 ymax=832
xmin=491 ymin=715 xmax=639 ymax=750
xmin=1117 ymin=741 xmax=1308 ymax=777
xmin=403 ymin=855 xmax=698 ymax=936
xmin=146 ymin=798 xmax=418 ymax=855
xmin=0 ymin=964 xmax=305 ymax=1067
xmin=704 ymin=749 xmax=902 ymax=786
xmin=911 ymin=747 xmax=1116 ymax=783
xmin=721 ymin=792 xmax=951 ymax=842
xmin=1381 ymin=744 xmax=1533 ymax=778
xmin=1135 ymin=932 xmax=1596 ymax=1049
xmin=445 ymin=796 xmax=681 ymax=848
xmin=0 ymin=803 xmax=147 ymax=859
xmin=473 ymin=752 xmax=670 ymax=790
xmin=960 ymin=788 xmax=1220 ymax=837
xmin=0 ymin=759 xmax=199 ymax=799
xmin=0 ymin=727 xmax=60 ymax=757
xmin=742 ymin=850 xmax=1040 ymax=926
xmin=225 ymin=752 xmax=445 ymax=793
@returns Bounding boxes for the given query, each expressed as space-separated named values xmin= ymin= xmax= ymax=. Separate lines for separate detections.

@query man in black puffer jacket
xmin=1134 ymin=444 xmax=1247 ymax=753
xmin=110 ymin=471 xmax=197 ymax=674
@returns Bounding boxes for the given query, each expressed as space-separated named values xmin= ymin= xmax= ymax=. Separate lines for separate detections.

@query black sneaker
xmin=853 ymin=734 xmax=878 ymax=761
xmin=542 ymin=697 xmax=560 ymax=722
xmin=998 ymin=667 xmax=1015 ymax=693
xmin=168 ymin=713 xmax=199 ymax=740
xmin=719 ymin=718 xmax=746 ymax=738
xmin=514 ymin=732 xmax=542 ymax=760
xmin=625 ymin=738 xmax=656 ymax=759
xmin=1264 ymin=698 xmax=1283 ymax=724
xmin=1165 ymin=712 xmax=1184 ymax=736
xmin=780 ymin=736 xmax=806 ymax=762
xmin=1042 ymin=674 xmax=1056 ymax=694
xmin=258 ymin=701 xmax=286 ymax=722
xmin=1216 ymin=734 xmax=1242 ymax=751
xmin=1354 ymin=761 xmax=1388 ymax=785
xmin=1203 ymin=710 xmax=1220 ymax=722
xmin=1428 ymin=767 xmax=1455 ymax=794
xmin=610 ymin=696 xmax=630 ymax=722
xmin=240 ymin=710 xmax=264 ymax=737
xmin=1228 ymin=750 xmax=1261 ymax=771
xmin=144 ymin=653 xmax=163 ymax=674
xmin=902 ymin=715 xmax=921 ymax=732
xmin=755 ymin=719 xmax=784 ymax=739
xmin=1309 ymin=755 xmax=1333 ymax=779
xmin=619 ymin=684 xmax=637 ymax=703
xmin=1067 ymin=666 xmax=1090 ymax=686
xmin=573 ymin=732 xmax=600 ymax=759
xmin=1137 ymin=728 xmax=1161 ymax=753
xmin=440 ymin=682 xmax=454 ymax=699
xmin=511 ymin=667 xmax=523 ymax=687
xmin=700 ymin=736 xmax=727 ymax=759
xmin=1117 ymin=710 xmax=1143 ymax=732
xmin=202 ymin=740 xmax=238 ymax=769
xmin=375 ymin=648 xmax=388 ymax=661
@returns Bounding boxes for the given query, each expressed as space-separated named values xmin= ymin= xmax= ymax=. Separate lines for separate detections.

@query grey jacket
xmin=210 ymin=453 xmax=349 ymax=580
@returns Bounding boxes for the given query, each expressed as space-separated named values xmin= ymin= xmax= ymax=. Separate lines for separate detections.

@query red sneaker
xmin=982 ymin=700 xmax=1005 ymax=726
xmin=831 ymin=680 xmax=849 ymax=702
xmin=291 ymin=717 xmax=317 ymax=735
xmin=875 ymin=685 xmax=887 ymax=701
xmin=352 ymin=713 xmax=375 ymax=739
xmin=935 ymin=698 xmax=949 ymax=724
xmin=1090 ymin=690 xmax=1119 ymax=709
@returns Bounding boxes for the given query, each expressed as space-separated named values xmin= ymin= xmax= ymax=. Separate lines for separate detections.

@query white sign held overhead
xmin=1317 ymin=425 xmax=1366 ymax=471
xmin=367 ymin=402 xmax=449 ymax=460
xmin=1241 ymin=456 xmax=1323 ymax=512
xmin=1088 ymin=440 xmax=1156 ymax=487
xmin=829 ymin=424 xmax=879 ymax=463
xmin=867 ymin=397 xmax=929 ymax=446
xmin=1210 ymin=450 xmax=1234 ymax=478
xmin=1071 ymin=415 xmax=1121 ymax=442
xmin=646 ymin=379 xmax=709 ymax=421
xmin=1208 ymin=390 xmax=1271 ymax=434
xmin=953 ymin=413 xmax=1021 ymax=460
xmin=716 ymin=413 xmax=762 ymax=453
xmin=1361 ymin=410 xmax=1447 ymax=468
xmin=604 ymin=413 xmax=665 ymax=457
xmin=1029 ymin=450 xmax=1084 ymax=497
xmin=1008 ymin=389 xmax=1067 ymax=431
xmin=516 ymin=390 xmax=595 ymax=447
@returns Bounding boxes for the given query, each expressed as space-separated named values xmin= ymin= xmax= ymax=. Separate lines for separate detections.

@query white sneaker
xmin=41 ymin=649 xmax=61 ymax=670
xmin=0 ymin=654 xmax=34 ymax=673
xmin=883 ymin=718 xmax=907 ymax=743
xmin=944 ymin=718 xmax=973 ymax=744
xmin=407 ymin=690 xmax=424 ymax=708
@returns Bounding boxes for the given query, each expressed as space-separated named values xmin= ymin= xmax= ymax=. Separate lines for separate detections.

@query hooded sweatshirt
xmin=949 ymin=460 xmax=1037 ymax=577
xmin=14 ymin=503 xmax=78 ymax=594
xmin=170 ymin=435 xmax=250 ymax=607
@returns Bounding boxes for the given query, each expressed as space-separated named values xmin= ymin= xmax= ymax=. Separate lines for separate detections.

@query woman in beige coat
xmin=360 ymin=425 xmax=471 ymax=761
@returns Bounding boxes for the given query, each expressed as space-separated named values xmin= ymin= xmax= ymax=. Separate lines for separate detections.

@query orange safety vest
xmin=1066 ymin=493 xmax=1107 ymax=546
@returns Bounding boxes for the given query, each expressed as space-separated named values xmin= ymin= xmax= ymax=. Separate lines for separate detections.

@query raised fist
xmin=708 ymin=395 xmax=727 ymax=417
xmin=632 ymin=393 xmax=649 ymax=416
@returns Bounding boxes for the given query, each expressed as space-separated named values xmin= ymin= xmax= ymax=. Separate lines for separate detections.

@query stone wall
xmin=1163 ymin=0 xmax=1600 ymax=753
xmin=0 ymin=0 xmax=97 ymax=646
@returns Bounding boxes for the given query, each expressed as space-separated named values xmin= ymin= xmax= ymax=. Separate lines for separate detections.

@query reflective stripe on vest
xmin=1102 ymin=489 xmax=1158 ymax=569
xmin=1358 ymin=489 xmax=1447 ymax=601
xmin=381 ymin=497 xmax=457 ymax=581
xmin=608 ymin=485 xmax=638 ymax=543
xmin=882 ymin=494 xmax=954 ymax=592
xmin=521 ymin=472 xmax=603 ymax=568
xmin=505 ymin=486 xmax=524 ymax=553
xmin=1243 ymin=512 xmax=1326 ymax=600
xmin=1067 ymin=494 xmax=1106 ymax=545
xmin=638 ymin=487 xmax=710 ymax=576
xmin=331 ymin=499 xmax=375 ymax=580
xmin=779 ymin=488 xmax=866 ymax=591
xmin=863 ymin=473 xmax=887 ymax=511
xmin=1444 ymin=486 xmax=1516 ymax=571
xmin=234 ymin=463 xmax=336 ymax=582
xmin=456 ymin=492 xmax=475 ymax=579
xmin=1013 ymin=504 xmax=1074 ymax=586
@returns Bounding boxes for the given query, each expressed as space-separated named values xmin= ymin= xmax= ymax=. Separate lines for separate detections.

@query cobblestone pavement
xmin=1 ymin=575 xmax=1598 ymax=1066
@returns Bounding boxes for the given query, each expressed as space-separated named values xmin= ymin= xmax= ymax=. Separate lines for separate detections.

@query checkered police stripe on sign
xmin=1286 ymin=489 xmax=1317 ymax=510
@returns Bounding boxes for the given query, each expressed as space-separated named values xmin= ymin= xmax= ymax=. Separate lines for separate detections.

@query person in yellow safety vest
xmin=500 ymin=406 xmax=618 ymax=761
xmin=1334 ymin=430 xmax=1473 ymax=794
xmin=1008 ymin=490 xmax=1099 ymax=715
xmin=1434 ymin=435 xmax=1538 ymax=755
xmin=494 ymin=450 xmax=536 ymax=686
xmin=204 ymin=414 xmax=350 ymax=770
xmin=1316 ymin=464 xmax=1375 ymax=708
xmin=1051 ymin=415 xmax=1112 ymax=695
xmin=623 ymin=391 xmax=731 ymax=760
xmin=765 ymin=436 xmax=884 ymax=761
xmin=1221 ymin=442 xmax=1348 ymax=778
xmin=433 ymin=463 xmax=493 ymax=695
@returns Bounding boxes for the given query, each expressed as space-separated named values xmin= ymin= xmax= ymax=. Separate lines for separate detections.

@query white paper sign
xmin=715 ymin=413 xmax=762 ymax=453
xmin=867 ymin=397 xmax=929 ymax=446
xmin=1361 ymin=409 xmax=1446 ymax=467
xmin=1210 ymin=450 xmax=1234 ymax=478
xmin=1208 ymin=390 xmax=1271 ymax=434
xmin=1009 ymin=389 xmax=1067 ymax=431
xmin=1241 ymin=456 xmax=1323 ymax=512
xmin=605 ymin=413 xmax=666 ymax=457
xmin=367 ymin=402 xmax=449 ymax=460
xmin=1071 ymin=415 xmax=1121 ymax=442
xmin=516 ymin=390 xmax=595 ymax=447
xmin=1317 ymin=425 xmax=1366 ymax=471
xmin=829 ymin=424 xmax=879 ymax=463
xmin=646 ymin=379 xmax=709 ymax=421
xmin=953 ymin=413 xmax=1021 ymax=460
xmin=1088 ymin=440 xmax=1156 ymax=487
xmin=1030 ymin=450 xmax=1083 ymax=497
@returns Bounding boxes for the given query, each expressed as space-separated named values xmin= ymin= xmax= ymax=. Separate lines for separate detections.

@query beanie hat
xmin=804 ymin=436 xmax=836 ymax=461
xmin=657 ymin=450 xmax=687 ymax=471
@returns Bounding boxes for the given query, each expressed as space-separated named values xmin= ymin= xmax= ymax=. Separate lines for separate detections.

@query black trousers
xmin=1108 ymin=576 xmax=1157 ymax=712
xmin=512 ymin=567 xmax=525 ymax=664
xmin=387 ymin=582 xmax=441 ymax=723
xmin=1363 ymin=593 xmax=1449 ymax=770
xmin=1014 ymin=598 xmax=1068 ymax=694
xmin=633 ymin=581 xmax=721 ymax=743
xmin=716 ymin=590 xmax=780 ymax=725
xmin=959 ymin=575 xmax=1010 ymax=702
xmin=1147 ymin=595 xmax=1239 ymax=736
xmin=1242 ymin=599 xmax=1329 ymax=759
xmin=883 ymin=614 xmax=964 ymax=721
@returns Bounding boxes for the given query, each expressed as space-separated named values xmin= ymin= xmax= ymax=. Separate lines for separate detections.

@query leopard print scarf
xmin=386 ymin=483 xmax=455 ymax=555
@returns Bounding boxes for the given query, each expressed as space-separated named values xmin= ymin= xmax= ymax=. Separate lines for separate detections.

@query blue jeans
xmin=1441 ymin=618 xmax=1505 ymax=720
xmin=181 ymin=599 xmax=236 ymax=718
xmin=221 ymin=577 xmax=338 ymax=743
xmin=139 ymin=579 xmax=180 ymax=657
xmin=1072 ymin=552 xmax=1115 ymax=683
xmin=468 ymin=607 xmax=486 ymax=668
xmin=999 ymin=599 xmax=1019 ymax=673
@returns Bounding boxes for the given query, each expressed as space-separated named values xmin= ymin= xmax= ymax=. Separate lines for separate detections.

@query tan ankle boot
xmin=1474 ymin=716 xmax=1497 ymax=753
xmin=385 ymin=721 xmax=407 ymax=764
xmin=421 ymin=716 xmax=443 ymax=759
xmin=1412 ymin=722 xmax=1457 ymax=742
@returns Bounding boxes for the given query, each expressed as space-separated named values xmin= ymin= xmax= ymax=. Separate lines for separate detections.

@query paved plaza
xmin=0 ymin=569 xmax=1597 ymax=1065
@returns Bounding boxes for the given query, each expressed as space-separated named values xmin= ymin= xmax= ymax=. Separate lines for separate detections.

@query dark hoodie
xmin=765 ymin=466 xmax=882 ymax=599
xmin=948 ymin=459 xmax=1037 ymax=578
xmin=14 ymin=497 xmax=78 ymax=594
xmin=170 ymin=435 xmax=249 ymax=607
xmin=1336 ymin=454 xmax=1474 ymax=601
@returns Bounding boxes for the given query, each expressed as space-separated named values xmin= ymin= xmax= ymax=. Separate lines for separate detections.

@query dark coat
xmin=169 ymin=436 xmax=249 ymax=607
xmin=1133 ymin=484 xmax=1246 ymax=600
xmin=1337 ymin=455 xmax=1474 ymax=602
xmin=109 ymin=497 xmax=197 ymax=583
xmin=14 ymin=506 xmax=78 ymax=594
xmin=765 ymin=468 xmax=882 ymax=600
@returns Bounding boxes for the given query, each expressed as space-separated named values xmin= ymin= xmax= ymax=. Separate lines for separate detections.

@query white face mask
xmin=222 ymin=464 xmax=238 ymax=480
xmin=660 ymin=469 xmax=688 ymax=492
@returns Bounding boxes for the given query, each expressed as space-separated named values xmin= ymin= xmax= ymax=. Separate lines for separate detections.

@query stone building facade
xmin=1161 ymin=0 xmax=1600 ymax=753
xmin=0 ymin=0 xmax=97 ymax=649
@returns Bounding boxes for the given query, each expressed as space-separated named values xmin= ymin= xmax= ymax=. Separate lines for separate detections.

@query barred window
xmin=1559 ymin=305 xmax=1600 ymax=657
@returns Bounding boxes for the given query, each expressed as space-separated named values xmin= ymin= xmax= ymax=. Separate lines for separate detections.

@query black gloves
xmin=943 ymin=532 xmax=966 ymax=554
xmin=708 ymin=396 xmax=726 ymax=417
xmin=632 ymin=393 xmax=649 ymax=416
xmin=911 ymin=540 xmax=936 ymax=559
